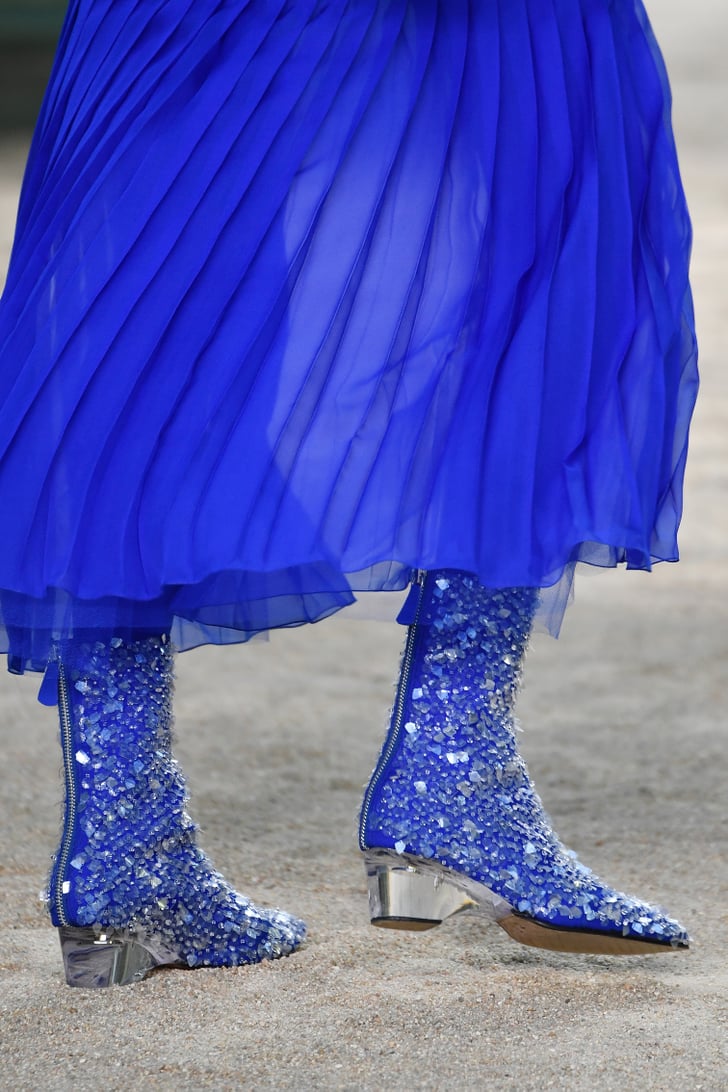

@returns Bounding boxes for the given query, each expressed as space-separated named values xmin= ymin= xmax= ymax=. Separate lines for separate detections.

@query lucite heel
xmin=58 ymin=925 xmax=182 ymax=988
xmin=365 ymin=849 xmax=502 ymax=931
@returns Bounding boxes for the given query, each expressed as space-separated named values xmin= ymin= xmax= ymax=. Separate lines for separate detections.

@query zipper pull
xmin=396 ymin=569 xmax=428 ymax=626
xmin=38 ymin=648 xmax=60 ymax=707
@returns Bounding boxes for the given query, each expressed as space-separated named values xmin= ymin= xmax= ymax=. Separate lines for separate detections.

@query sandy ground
xmin=1 ymin=3 xmax=727 ymax=1089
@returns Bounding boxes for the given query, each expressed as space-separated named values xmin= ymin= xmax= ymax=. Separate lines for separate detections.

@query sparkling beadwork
xmin=49 ymin=636 xmax=305 ymax=966
xmin=363 ymin=571 xmax=687 ymax=946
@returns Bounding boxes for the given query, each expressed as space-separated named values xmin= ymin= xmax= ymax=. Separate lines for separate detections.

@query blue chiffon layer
xmin=0 ymin=0 xmax=698 ymax=671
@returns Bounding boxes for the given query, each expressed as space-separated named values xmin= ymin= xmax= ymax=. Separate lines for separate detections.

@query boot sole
xmin=365 ymin=849 xmax=689 ymax=956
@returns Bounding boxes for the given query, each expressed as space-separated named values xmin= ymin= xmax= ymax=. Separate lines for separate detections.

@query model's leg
xmin=48 ymin=634 xmax=305 ymax=988
xmin=360 ymin=571 xmax=688 ymax=955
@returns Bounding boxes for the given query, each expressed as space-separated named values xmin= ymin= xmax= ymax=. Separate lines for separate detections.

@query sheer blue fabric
xmin=0 ymin=0 xmax=698 ymax=672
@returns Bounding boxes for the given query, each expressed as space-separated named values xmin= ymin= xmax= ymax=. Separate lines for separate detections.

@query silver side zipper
xmin=54 ymin=652 xmax=76 ymax=927
xmin=359 ymin=570 xmax=428 ymax=851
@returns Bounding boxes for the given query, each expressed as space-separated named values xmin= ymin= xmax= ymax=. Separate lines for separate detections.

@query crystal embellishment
xmin=361 ymin=571 xmax=688 ymax=947
xmin=48 ymin=636 xmax=305 ymax=967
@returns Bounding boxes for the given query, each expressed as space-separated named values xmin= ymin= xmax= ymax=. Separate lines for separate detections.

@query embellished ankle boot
xmin=47 ymin=635 xmax=305 ymax=987
xmin=359 ymin=571 xmax=689 ymax=955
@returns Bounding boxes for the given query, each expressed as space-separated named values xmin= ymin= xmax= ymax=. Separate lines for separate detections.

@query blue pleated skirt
xmin=0 ymin=0 xmax=698 ymax=670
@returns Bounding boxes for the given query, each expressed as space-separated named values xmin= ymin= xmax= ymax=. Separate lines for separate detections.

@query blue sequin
xmin=48 ymin=636 xmax=305 ymax=966
xmin=362 ymin=572 xmax=688 ymax=947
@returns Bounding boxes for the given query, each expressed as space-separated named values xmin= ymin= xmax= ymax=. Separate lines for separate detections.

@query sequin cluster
xmin=363 ymin=572 xmax=687 ymax=945
xmin=49 ymin=636 xmax=304 ymax=966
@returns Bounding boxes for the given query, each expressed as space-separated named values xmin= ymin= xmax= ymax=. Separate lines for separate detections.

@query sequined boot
xmin=48 ymin=635 xmax=305 ymax=987
xmin=359 ymin=571 xmax=689 ymax=955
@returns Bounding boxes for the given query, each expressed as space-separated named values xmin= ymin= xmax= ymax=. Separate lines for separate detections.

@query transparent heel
xmin=58 ymin=926 xmax=181 ymax=988
xmin=365 ymin=849 xmax=478 ymax=930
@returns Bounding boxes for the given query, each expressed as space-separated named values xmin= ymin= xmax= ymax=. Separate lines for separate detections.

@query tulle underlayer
xmin=0 ymin=0 xmax=698 ymax=672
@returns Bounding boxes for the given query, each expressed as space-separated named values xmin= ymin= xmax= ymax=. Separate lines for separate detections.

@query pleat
xmin=0 ymin=0 xmax=698 ymax=669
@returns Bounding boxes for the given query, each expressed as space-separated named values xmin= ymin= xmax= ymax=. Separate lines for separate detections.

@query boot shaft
xmin=398 ymin=571 xmax=536 ymax=723
xmin=49 ymin=634 xmax=192 ymax=928
xmin=359 ymin=572 xmax=538 ymax=852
